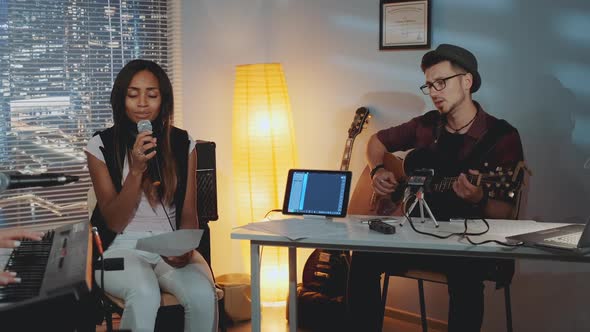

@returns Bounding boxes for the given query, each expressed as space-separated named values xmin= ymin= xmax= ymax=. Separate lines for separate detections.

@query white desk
xmin=231 ymin=216 xmax=590 ymax=332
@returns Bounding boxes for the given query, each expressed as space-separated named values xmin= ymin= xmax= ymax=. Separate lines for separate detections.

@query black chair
xmin=96 ymin=225 xmax=227 ymax=332
xmin=376 ymin=165 xmax=528 ymax=332
xmin=91 ymin=140 xmax=226 ymax=332
xmin=381 ymin=260 xmax=514 ymax=332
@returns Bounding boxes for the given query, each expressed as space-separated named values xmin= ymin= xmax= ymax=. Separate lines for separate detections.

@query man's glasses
xmin=419 ymin=73 xmax=466 ymax=95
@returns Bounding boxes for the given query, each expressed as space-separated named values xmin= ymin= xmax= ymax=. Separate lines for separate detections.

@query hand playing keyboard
xmin=0 ymin=229 xmax=44 ymax=286
xmin=0 ymin=229 xmax=44 ymax=248
xmin=0 ymin=230 xmax=53 ymax=296
xmin=0 ymin=271 xmax=19 ymax=286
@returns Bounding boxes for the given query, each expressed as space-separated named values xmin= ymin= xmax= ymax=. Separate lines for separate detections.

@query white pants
xmin=96 ymin=247 xmax=218 ymax=332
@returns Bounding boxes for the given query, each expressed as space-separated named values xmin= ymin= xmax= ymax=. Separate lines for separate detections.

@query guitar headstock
xmin=348 ymin=107 xmax=371 ymax=139
xmin=479 ymin=161 xmax=531 ymax=201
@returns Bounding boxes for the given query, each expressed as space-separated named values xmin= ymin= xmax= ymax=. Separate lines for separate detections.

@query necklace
xmin=446 ymin=109 xmax=479 ymax=133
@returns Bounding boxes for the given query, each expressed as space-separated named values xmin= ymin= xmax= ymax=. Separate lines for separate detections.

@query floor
xmin=97 ymin=305 xmax=445 ymax=332
xmin=225 ymin=305 xmax=445 ymax=332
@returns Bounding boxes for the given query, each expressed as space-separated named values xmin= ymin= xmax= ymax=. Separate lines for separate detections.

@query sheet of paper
xmin=237 ymin=219 xmax=349 ymax=241
xmin=135 ymin=229 xmax=203 ymax=256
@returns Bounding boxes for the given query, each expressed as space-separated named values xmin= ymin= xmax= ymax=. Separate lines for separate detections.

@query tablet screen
xmin=282 ymin=169 xmax=352 ymax=218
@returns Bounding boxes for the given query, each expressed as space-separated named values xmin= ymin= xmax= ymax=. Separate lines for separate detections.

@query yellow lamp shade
xmin=232 ymin=63 xmax=298 ymax=225
xmin=232 ymin=63 xmax=298 ymax=304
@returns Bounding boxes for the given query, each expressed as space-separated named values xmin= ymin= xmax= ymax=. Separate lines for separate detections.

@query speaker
xmin=196 ymin=140 xmax=218 ymax=222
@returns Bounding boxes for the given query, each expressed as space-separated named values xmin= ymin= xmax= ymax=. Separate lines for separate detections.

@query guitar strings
xmin=434 ymin=171 xmax=518 ymax=184
xmin=436 ymin=174 xmax=516 ymax=184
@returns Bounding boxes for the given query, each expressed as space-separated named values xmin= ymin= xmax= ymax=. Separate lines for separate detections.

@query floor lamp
xmin=232 ymin=63 xmax=298 ymax=305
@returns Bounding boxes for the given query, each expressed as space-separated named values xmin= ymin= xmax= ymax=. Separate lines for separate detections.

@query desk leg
xmin=288 ymin=246 xmax=297 ymax=331
xmin=250 ymin=242 xmax=261 ymax=332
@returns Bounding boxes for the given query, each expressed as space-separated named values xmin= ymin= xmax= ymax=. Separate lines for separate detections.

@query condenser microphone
xmin=0 ymin=172 xmax=80 ymax=192
xmin=137 ymin=120 xmax=161 ymax=186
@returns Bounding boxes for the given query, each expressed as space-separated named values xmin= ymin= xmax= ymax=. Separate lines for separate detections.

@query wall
xmin=181 ymin=0 xmax=270 ymax=275
xmin=182 ymin=0 xmax=590 ymax=331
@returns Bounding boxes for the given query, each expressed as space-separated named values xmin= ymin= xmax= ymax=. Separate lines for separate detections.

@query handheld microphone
xmin=0 ymin=172 xmax=80 ymax=192
xmin=137 ymin=120 xmax=161 ymax=186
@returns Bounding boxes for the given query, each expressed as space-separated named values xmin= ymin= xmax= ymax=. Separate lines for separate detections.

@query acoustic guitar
xmin=348 ymin=147 xmax=529 ymax=217
xmin=338 ymin=107 xmax=371 ymax=171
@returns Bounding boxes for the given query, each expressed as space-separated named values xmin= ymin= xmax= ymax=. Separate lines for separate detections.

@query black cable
xmin=401 ymin=194 xmax=459 ymax=239
xmin=264 ymin=208 xmax=282 ymax=219
xmin=514 ymin=191 xmax=523 ymax=219
xmin=403 ymin=213 xmax=456 ymax=239
xmin=91 ymin=227 xmax=109 ymax=322
xmin=341 ymin=251 xmax=351 ymax=270
xmin=96 ymin=253 xmax=114 ymax=332
xmin=401 ymin=194 xmax=524 ymax=247
xmin=159 ymin=195 xmax=175 ymax=231
xmin=463 ymin=217 xmax=524 ymax=247
xmin=464 ymin=235 xmax=523 ymax=247
xmin=153 ymin=149 xmax=174 ymax=231
xmin=258 ymin=209 xmax=282 ymax=274
xmin=99 ymin=253 xmax=106 ymax=312
xmin=462 ymin=216 xmax=489 ymax=236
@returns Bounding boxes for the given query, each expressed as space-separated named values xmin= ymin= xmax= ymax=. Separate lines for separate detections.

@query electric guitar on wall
xmin=299 ymin=107 xmax=370 ymax=297
xmin=348 ymin=147 xmax=530 ymax=217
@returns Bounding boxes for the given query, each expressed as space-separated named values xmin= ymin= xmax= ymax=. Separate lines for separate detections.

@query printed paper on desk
xmin=135 ymin=229 xmax=203 ymax=256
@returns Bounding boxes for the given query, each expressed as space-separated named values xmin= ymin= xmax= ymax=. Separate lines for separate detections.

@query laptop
xmin=506 ymin=217 xmax=590 ymax=254
xmin=282 ymin=169 xmax=352 ymax=219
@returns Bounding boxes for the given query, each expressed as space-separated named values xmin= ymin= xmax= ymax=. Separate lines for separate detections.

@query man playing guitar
xmin=347 ymin=44 xmax=526 ymax=332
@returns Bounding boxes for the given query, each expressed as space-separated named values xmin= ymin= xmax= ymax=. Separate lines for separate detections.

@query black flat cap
xmin=421 ymin=44 xmax=481 ymax=93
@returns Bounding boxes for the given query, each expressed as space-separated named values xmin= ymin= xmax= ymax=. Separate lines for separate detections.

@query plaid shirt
xmin=376 ymin=101 xmax=524 ymax=220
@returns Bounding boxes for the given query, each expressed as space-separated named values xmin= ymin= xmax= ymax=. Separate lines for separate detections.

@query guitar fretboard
xmin=340 ymin=138 xmax=354 ymax=171
xmin=432 ymin=174 xmax=479 ymax=192
xmin=341 ymin=108 xmax=370 ymax=171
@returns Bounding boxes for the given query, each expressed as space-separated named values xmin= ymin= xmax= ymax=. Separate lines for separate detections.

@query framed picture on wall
xmin=379 ymin=0 xmax=431 ymax=50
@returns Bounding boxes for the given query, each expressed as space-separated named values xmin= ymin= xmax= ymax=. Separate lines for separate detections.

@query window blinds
xmin=0 ymin=0 xmax=183 ymax=227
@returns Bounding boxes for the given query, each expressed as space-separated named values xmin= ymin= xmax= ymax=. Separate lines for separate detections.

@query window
xmin=0 ymin=0 xmax=183 ymax=227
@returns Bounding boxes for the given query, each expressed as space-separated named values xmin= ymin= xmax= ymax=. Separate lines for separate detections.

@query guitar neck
xmin=340 ymin=138 xmax=355 ymax=171
xmin=392 ymin=149 xmax=525 ymax=203
xmin=432 ymin=174 xmax=480 ymax=192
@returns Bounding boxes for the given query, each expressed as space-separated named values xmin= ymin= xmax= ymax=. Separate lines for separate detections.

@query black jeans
xmin=346 ymin=251 xmax=496 ymax=332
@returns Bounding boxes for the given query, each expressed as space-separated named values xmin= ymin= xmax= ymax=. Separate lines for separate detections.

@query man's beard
xmin=436 ymin=93 xmax=465 ymax=116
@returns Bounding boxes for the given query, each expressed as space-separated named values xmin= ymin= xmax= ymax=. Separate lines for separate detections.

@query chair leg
xmin=381 ymin=274 xmax=391 ymax=326
xmin=105 ymin=313 xmax=114 ymax=332
xmin=100 ymin=297 xmax=115 ymax=332
xmin=417 ymin=280 xmax=428 ymax=332
xmin=218 ymin=297 xmax=227 ymax=332
xmin=504 ymin=285 xmax=513 ymax=332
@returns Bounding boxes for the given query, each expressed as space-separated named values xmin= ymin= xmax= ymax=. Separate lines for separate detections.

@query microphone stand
xmin=92 ymin=227 xmax=124 ymax=332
